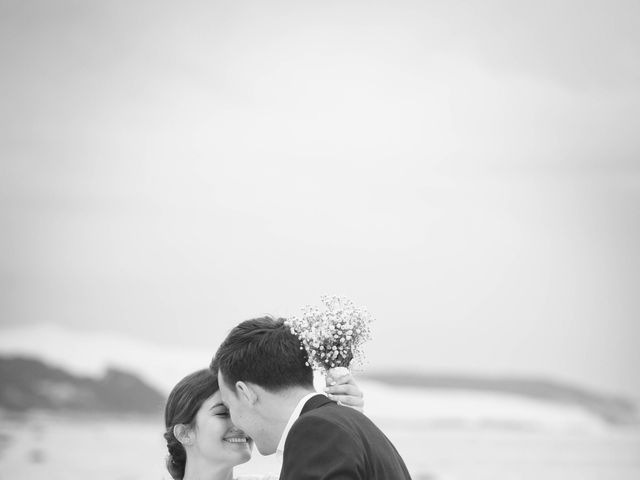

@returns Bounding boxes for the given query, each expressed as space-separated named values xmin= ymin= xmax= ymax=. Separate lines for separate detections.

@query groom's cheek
xmin=229 ymin=410 xmax=239 ymax=426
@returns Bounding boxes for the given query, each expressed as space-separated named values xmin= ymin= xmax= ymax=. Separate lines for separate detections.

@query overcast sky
xmin=1 ymin=0 xmax=639 ymax=398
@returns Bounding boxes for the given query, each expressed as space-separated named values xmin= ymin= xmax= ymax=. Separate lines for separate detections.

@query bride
xmin=164 ymin=368 xmax=364 ymax=480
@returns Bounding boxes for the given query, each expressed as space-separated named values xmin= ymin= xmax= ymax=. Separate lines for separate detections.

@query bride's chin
xmin=229 ymin=443 xmax=253 ymax=463
xmin=233 ymin=449 xmax=252 ymax=465
xmin=235 ymin=454 xmax=252 ymax=465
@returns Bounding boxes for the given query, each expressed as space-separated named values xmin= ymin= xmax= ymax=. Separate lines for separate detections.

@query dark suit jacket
xmin=280 ymin=394 xmax=412 ymax=480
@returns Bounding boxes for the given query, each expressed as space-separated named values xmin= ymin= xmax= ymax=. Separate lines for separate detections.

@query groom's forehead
xmin=217 ymin=371 xmax=235 ymax=395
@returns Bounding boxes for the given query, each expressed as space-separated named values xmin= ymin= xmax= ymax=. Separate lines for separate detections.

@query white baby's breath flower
xmin=285 ymin=295 xmax=373 ymax=372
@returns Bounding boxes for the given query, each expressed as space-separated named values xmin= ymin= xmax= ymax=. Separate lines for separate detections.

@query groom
xmin=211 ymin=316 xmax=412 ymax=480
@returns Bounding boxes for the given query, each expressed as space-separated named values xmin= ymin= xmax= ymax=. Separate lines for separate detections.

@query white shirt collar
xmin=276 ymin=391 xmax=321 ymax=457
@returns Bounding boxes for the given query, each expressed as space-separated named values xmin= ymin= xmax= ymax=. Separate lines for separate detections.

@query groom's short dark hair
xmin=211 ymin=316 xmax=314 ymax=392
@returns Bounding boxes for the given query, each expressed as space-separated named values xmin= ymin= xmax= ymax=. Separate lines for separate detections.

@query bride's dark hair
xmin=164 ymin=369 xmax=219 ymax=480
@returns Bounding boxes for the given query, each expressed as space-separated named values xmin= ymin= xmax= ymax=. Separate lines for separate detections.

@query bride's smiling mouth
xmin=223 ymin=435 xmax=251 ymax=444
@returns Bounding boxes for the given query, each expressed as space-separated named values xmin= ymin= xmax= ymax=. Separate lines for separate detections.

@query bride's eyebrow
xmin=210 ymin=402 xmax=227 ymax=411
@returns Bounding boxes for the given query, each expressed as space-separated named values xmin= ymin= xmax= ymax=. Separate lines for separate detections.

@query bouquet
xmin=285 ymin=295 xmax=373 ymax=380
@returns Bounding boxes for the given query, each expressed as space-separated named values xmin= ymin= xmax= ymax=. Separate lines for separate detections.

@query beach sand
xmin=1 ymin=411 xmax=639 ymax=480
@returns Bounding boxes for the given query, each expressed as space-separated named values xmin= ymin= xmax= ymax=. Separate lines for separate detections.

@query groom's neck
xmin=264 ymin=385 xmax=316 ymax=429
xmin=281 ymin=385 xmax=316 ymax=407
xmin=254 ymin=385 xmax=315 ymax=455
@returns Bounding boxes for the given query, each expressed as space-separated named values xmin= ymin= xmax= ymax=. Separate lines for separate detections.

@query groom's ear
xmin=235 ymin=381 xmax=257 ymax=405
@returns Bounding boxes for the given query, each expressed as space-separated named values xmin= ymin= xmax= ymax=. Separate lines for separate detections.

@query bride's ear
xmin=173 ymin=424 xmax=194 ymax=446
xmin=235 ymin=381 xmax=257 ymax=405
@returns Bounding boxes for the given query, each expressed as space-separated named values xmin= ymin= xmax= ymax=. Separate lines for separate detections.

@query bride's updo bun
xmin=163 ymin=369 xmax=219 ymax=480
xmin=164 ymin=428 xmax=188 ymax=479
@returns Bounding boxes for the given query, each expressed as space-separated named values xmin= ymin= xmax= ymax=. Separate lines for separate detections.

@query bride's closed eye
xmin=210 ymin=402 xmax=230 ymax=417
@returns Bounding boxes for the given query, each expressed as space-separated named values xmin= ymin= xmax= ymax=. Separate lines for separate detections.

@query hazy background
xmin=1 ymin=0 xmax=639 ymax=400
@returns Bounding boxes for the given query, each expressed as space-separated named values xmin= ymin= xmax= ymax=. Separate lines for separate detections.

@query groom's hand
xmin=324 ymin=373 xmax=365 ymax=412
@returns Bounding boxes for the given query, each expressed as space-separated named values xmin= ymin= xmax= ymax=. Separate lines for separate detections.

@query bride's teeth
xmin=225 ymin=437 xmax=247 ymax=443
